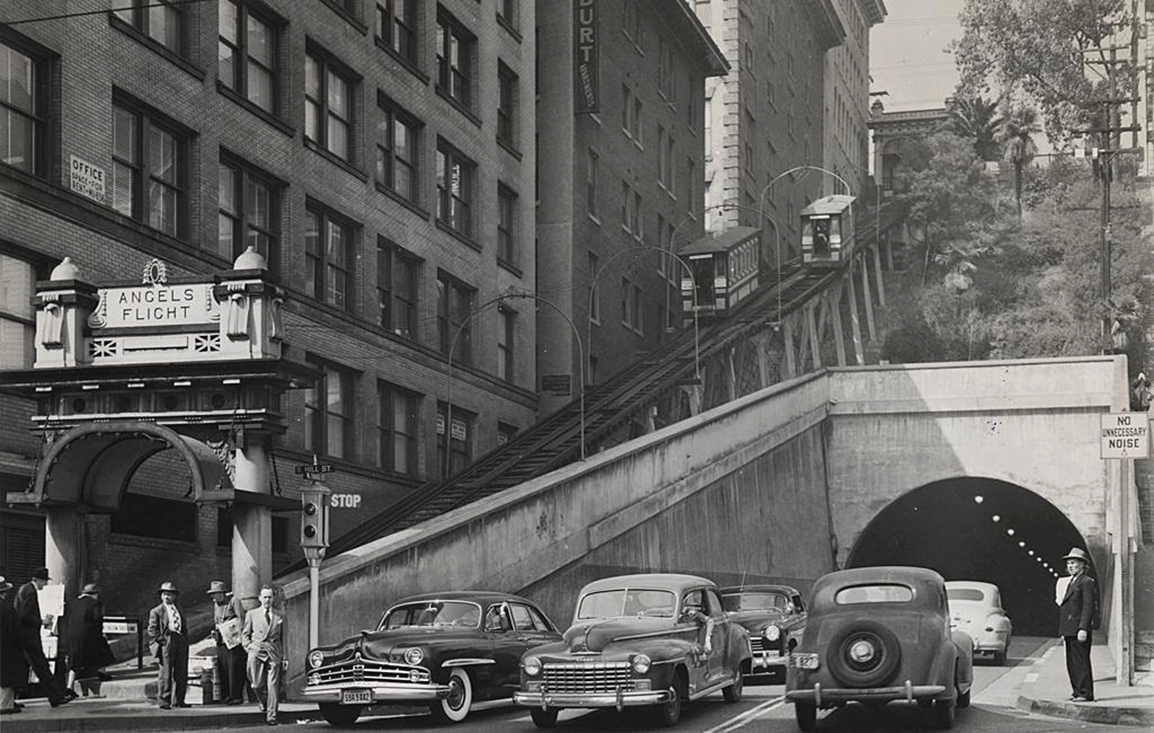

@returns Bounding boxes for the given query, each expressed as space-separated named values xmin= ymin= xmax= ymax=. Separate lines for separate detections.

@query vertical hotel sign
xmin=574 ymin=0 xmax=599 ymax=114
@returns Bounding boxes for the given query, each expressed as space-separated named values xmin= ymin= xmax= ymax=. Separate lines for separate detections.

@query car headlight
xmin=763 ymin=625 xmax=781 ymax=641
xmin=523 ymin=656 xmax=542 ymax=676
xmin=403 ymin=647 xmax=424 ymax=665
xmin=308 ymin=651 xmax=324 ymax=669
xmin=632 ymin=654 xmax=652 ymax=674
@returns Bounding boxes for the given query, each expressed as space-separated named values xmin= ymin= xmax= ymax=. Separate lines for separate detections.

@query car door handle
xmin=517 ymin=637 xmax=533 ymax=643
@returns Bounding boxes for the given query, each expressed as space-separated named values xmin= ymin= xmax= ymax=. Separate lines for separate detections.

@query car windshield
xmin=835 ymin=584 xmax=914 ymax=604
xmin=577 ymin=589 xmax=677 ymax=619
xmin=721 ymin=591 xmax=790 ymax=613
xmin=380 ymin=601 xmax=481 ymax=630
xmin=947 ymin=588 xmax=986 ymax=603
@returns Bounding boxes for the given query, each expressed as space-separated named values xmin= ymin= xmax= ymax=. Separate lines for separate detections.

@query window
xmin=305 ymin=49 xmax=355 ymax=162
xmin=304 ymin=203 xmax=355 ymax=311
xmin=218 ymin=0 xmax=278 ymax=114
xmin=112 ymin=99 xmax=186 ymax=237
xmin=437 ymin=271 xmax=474 ymax=364
xmin=686 ymin=157 xmax=696 ymax=206
xmin=497 ymin=62 xmax=518 ymax=147
xmin=632 ymin=284 xmax=643 ymax=334
xmin=377 ymin=380 xmax=419 ymax=475
xmin=497 ymin=421 xmax=517 ymax=446
xmin=656 ymin=214 xmax=666 ymax=277
xmin=620 ymin=181 xmax=641 ymax=238
xmin=497 ymin=304 xmax=515 ymax=381
xmin=586 ymin=148 xmax=599 ymax=217
xmin=437 ymin=402 xmax=473 ymax=478
xmin=376 ymin=0 xmax=417 ymax=64
xmin=436 ymin=139 xmax=475 ymax=237
xmin=377 ymin=238 xmax=419 ymax=340
xmin=658 ymin=126 xmax=675 ymax=190
xmin=112 ymin=492 xmax=196 ymax=542
xmin=436 ymin=8 xmax=475 ymax=110
xmin=114 ymin=1 xmax=185 ymax=55
xmin=497 ymin=0 xmax=517 ymax=28
xmin=633 ymin=190 xmax=642 ymax=239
xmin=0 ymin=35 xmax=49 ymax=176
xmin=376 ymin=99 xmax=420 ymax=203
xmin=657 ymin=39 xmax=673 ymax=100
xmin=686 ymin=72 xmax=696 ymax=128
xmin=621 ymin=85 xmax=642 ymax=143
xmin=588 ymin=252 xmax=600 ymax=323
xmin=622 ymin=1 xmax=641 ymax=48
xmin=0 ymin=253 xmax=36 ymax=369
xmin=305 ymin=357 xmax=354 ymax=460
xmin=218 ymin=156 xmax=280 ymax=269
xmin=621 ymin=276 xmax=631 ymax=325
xmin=497 ymin=183 xmax=517 ymax=265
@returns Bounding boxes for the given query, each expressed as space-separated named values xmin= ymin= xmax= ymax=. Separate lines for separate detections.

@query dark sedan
xmin=303 ymin=591 xmax=561 ymax=725
xmin=720 ymin=584 xmax=807 ymax=682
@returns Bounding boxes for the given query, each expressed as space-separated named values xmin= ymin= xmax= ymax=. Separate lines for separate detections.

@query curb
xmin=2 ymin=707 xmax=327 ymax=732
xmin=1015 ymin=642 xmax=1154 ymax=727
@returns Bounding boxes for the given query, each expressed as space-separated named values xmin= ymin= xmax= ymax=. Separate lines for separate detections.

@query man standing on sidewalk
xmin=13 ymin=568 xmax=71 ymax=707
xmin=242 ymin=587 xmax=285 ymax=726
xmin=147 ymin=581 xmax=190 ymax=710
xmin=208 ymin=580 xmax=247 ymax=705
xmin=1057 ymin=547 xmax=1096 ymax=702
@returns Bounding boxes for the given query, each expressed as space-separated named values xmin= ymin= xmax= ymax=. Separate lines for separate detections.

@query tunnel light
xmin=974 ymin=495 xmax=984 ymax=504
xmin=1007 ymin=528 xmax=1015 ymax=536
xmin=992 ymin=515 xmax=1001 ymax=523
xmin=1018 ymin=541 xmax=1026 ymax=547
xmin=1028 ymin=550 xmax=1035 ymax=556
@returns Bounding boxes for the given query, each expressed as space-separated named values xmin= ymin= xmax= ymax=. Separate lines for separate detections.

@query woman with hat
xmin=1 ymin=575 xmax=28 ymax=715
xmin=147 ymin=581 xmax=189 ymax=709
xmin=63 ymin=584 xmax=114 ymax=697
xmin=1057 ymin=547 xmax=1097 ymax=702
xmin=208 ymin=580 xmax=248 ymax=705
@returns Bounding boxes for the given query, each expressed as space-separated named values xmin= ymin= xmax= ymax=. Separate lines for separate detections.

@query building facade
xmin=0 ymin=0 xmax=536 ymax=612
xmin=535 ymin=0 xmax=726 ymax=411
xmin=693 ymin=0 xmax=844 ymax=265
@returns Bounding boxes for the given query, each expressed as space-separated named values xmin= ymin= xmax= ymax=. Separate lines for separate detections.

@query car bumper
xmin=301 ymin=682 xmax=450 ymax=704
xmin=787 ymin=682 xmax=947 ymax=707
xmin=751 ymin=652 xmax=787 ymax=671
xmin=513 ymin=689 xmax=674 ymax=709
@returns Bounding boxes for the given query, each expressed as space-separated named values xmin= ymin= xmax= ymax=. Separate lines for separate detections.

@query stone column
xmin=44 ymin=508 xmax=83 ymax=601
xmin=231 ymin=432 xmax=272 ymax=603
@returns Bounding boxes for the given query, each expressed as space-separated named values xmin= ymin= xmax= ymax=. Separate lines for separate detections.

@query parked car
xmin=302 ymin=591 xmax=561 ymax=726
xmin=946 ymin=581 xmax=1013 ymax=664
xmin=513 ymin=573 xmax=751 ymax=728
xmin=785 ymin=566 xmax=974 ymax=731
xmin=720 ymin=584 xmax=807 ymax=682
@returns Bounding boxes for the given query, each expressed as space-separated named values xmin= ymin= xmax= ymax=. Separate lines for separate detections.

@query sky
xmin=869 ymin=0 xmax=965 ymax=112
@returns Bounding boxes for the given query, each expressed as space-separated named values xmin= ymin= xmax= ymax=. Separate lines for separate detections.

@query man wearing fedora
xmin=13 ymin=568 xmax=71 ymax=707
xmin=242 ymin=587 xmax=285 ymax=726
xmin=1057 ymin=547 xmax=1097 ymax=702
xmin=1 ymin=575 xmax=27 ymax=714
xmin=147 ymin=581 xmax=190 ymax=709
xmin=208 ymin=580 xmax=248 ymax=705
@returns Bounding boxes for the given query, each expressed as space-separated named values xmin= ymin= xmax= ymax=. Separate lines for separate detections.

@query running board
xmin=470 ymin=698 xmax=514 ymax=712
xmin=688 ymin=675 xmax=738 ymax=702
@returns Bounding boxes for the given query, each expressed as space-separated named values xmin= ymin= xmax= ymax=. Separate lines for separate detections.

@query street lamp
xmin=445 ymin=292 xmax=587 ymax=478
xmin=587 ymin=245 xmax=702 ymax=384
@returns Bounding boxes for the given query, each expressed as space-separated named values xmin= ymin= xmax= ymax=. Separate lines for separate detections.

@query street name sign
xmin=1100 ymin=412 xmax=1150 ymax=459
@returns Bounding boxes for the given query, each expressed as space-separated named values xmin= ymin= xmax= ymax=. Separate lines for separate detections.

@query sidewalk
xmin=0 ymin=697 xmax=325 ymax=732
xmin=1016 ymin=639 xmax=1154 ymax=726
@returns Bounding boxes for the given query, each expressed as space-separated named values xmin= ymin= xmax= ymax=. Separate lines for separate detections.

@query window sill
xmin=304 ymin=139 xmax=368 ymax=182
xmin=375 ymin=182 xmax=431 ymax=219
xmin=496 ymin=14 xmax=522 ymax=42
xmin=435 ymin=88 xmax=482 ymax=128
xmin=217 ymin=82 xmax=294 ymax=137
xmin=436 ymin=219 xmax=482 ymax=252
xmin=587 ymin=212 xmax=601 ymax=226
xmin=109 ymin=16 xmax=206 ymax=81
xmin=375 ymin=38 xmax=429 ymax=84
xmin=497 ymin=258 xmax=523 ymax=278
xmin=497 ymin=137 xmax=522 ymax=161
xmin=588 ymin=113 xmax=602 ymax=126
xmin=319 ymin=0 xmax=368 ymax=34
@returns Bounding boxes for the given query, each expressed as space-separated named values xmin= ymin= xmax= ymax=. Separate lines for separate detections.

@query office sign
xmin=70 ymin=155 xmax=106 ymax=204
xmin=541 ymin=374 xmax=572 ymax=396
xmin=574 ymin=0 xmax=599 ymax=114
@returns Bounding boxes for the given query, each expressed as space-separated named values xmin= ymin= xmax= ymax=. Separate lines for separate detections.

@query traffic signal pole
xmin=298 ymin=458 xmax=332 ymax=652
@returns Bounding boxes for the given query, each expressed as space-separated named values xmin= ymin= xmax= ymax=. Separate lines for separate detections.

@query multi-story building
xmin=824 ymin=0 xmax=886 ymax=198
xmin=0 ymin=0 xmax=536 ymax=612
xmin=535 ymin=1 xmax=727 ymax=411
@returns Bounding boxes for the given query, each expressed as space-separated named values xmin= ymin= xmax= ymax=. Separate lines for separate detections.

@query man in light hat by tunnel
xmin=147 ymin=581 xmax=189 ymax=709
xmin=1057 ymin=547 xmax=1097 ymax=702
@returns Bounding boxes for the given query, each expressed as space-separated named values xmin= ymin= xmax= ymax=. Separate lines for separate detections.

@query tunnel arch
xmin=845 ymin=477 xmax=1096 ymax=635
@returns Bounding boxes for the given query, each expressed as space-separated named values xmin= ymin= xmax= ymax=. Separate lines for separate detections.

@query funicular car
xmin=800 ymin=194 xmax=856 ymax=266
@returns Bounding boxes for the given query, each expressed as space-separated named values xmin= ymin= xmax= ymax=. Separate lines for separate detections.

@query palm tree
xmin=999 ymin=106 xmax=1040 ymax=217
xmin=946 ymin=96 xmax=1003 ymax=161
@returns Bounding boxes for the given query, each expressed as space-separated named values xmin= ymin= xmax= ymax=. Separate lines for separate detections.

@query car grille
xmin=542 ymin=661 xmax=635 ymax=693
xmin=315 ymin=659 xmax=429 ymax=685
xmin=750 ymin=637 xmax=782 ymax=654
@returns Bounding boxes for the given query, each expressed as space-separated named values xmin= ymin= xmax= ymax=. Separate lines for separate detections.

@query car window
xmin=525 ymin=604 xmax=555 ymax=632
xmin=835 ymin=584 xmax=914 ymax=604
xmin=484 ymin=604 xmax=513 ymax=632
xmin=721 ymin=591 xmax=790 ymax=612
xmin=381 ymin=601 xmax=481 ymax=629
xmin=792 ymin=594 xmax=805 ymax=613
xmin=704 ymin=589 xmax=726 ymax=620
xmin=682 ymin=590 xmax=705 ymax=617
xmin=947 ymin=588 xmax=985 ymax=603
xmin=577 ymin=589 xmax=676 ymax=619
xmin=509 ymin=603 xmax=537 ymax=631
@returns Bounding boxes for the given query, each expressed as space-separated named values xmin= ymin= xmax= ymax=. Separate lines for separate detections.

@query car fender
xmin=950 ymin=631 xmax=974 ymax=691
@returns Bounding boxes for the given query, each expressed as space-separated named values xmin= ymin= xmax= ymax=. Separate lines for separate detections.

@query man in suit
xmin=1 ymin=576 xmax=28 ymax=714
xmin=13 ymin=568 xmax=70 ymax=707
xmin=208 ymin=580 xmax=248 ymax=705
xmin=1057 ymin=547 xmax=1096 ymax=702
xmin=242 ymin=587 xmax=285 ymax=726
xmin=147 ymin=581 xmax=189 ymax=709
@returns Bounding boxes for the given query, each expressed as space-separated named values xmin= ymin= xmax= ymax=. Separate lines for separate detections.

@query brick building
xmin=0 ymin=0 xmax=536 ymax=613
xmin=535 ymin=0 xmax=726 ymax=410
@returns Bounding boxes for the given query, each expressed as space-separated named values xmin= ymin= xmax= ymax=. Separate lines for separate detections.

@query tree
xmin=946 ymin=96 xmax=1003 ymax=161
xmin=999 ymin=105 xmax=1040 ymax=216
xmin=953 ymin=0 xmax=1131 ymax=140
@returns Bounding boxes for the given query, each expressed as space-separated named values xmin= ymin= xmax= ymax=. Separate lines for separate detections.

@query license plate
xmin=790 ymin=653 xmax=819 ymax=670
xmin=764 ymin=650 xmax=781 ymax=658
xmin=341 ymin=689 xmax=373 ymax=704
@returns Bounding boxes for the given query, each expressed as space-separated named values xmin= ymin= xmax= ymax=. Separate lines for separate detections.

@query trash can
xmin=200 ymin=664 xmax=215 ymax=706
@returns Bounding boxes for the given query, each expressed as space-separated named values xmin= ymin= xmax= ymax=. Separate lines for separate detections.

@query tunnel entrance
xmin=846 ymin=477 xmax=1097 ymax=636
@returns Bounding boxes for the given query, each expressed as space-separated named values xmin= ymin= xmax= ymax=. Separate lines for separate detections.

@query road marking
xmin=1024 ymin=673 xmax=1038 ymax=683
xmin=702 ymin=695 xmax=787 ymax=733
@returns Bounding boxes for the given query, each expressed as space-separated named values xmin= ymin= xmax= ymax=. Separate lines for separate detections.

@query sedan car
xmin=303 ymin=591 xmax=561 ymax=726
xmin=720 ymin=584 xmax=807 ymax=682
xmin=785 ymin=566 xmax=974 ymax=731
xmin=946 ymin=581 xmax=1012 ymax=664
xmin=514 ymin=573 xmax=751 ymax=728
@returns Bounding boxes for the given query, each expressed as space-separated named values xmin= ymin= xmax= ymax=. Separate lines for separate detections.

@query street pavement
xmin=4 ymin=636 xmax=1151 ymax=731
